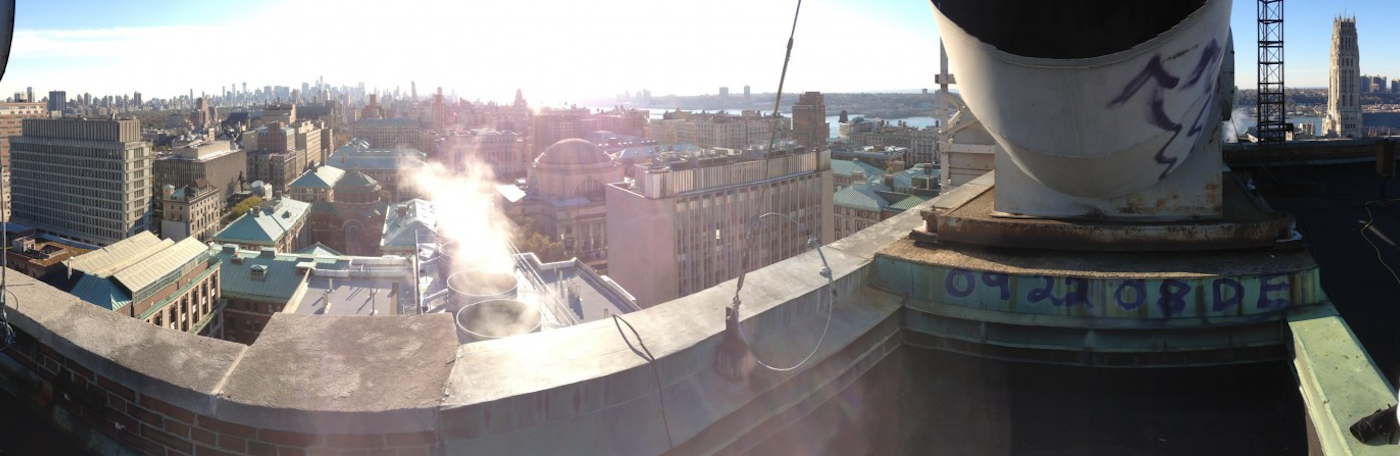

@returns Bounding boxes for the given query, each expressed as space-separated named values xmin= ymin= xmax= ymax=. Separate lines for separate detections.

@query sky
xmin=2 ymin=1 xmax=1397 ymax=106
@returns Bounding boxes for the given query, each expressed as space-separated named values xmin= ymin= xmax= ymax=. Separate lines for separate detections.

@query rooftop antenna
xmin=1257 ymin=0 xmax=1286 ymax=143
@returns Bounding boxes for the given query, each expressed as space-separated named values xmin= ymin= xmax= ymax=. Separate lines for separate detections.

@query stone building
xmin=307 ymin=167 xmax=389 ymax=257
xmin=791 ymin=91 xmax=830 ymax=150
xmin=646 ymin=110 xmax=791 ymax=150
xmin=288 ymin=164 xmax=345 ymax=203
xmin=1325 ymin=16 xmax=1363 ymax=138
xmin=513 ymin=139 xmax=625 ymax=272
xmin=158 ymin=182 xmax=222 ymax=242
xmin=153 ymin=139 xmax=246 ymax=205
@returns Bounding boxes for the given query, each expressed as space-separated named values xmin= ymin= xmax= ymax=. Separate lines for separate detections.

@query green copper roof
xmin=887 ymin=195 xmax=929 ymax=212
xmin=295 ymin=243 xmax=342 ymax=257
xmin=67 ymin=234 xmax=211 ymax=311
xmin=213 ymin=198 xmax=311 ymax=246
xmin=213 ymin=244 xmax=351 ymax=303
xmin=334 ymin=169 xmax=382 ymax=193
xmin=831 ymin=159 xmax=885 ymax=185
xmin=290 ymin=165 xmax=346 ymax=190
xmin=69 ymin=274 xmax=131 ymax=311
xmin=381 ymin=199 xmax=436 ymax=251
xmin=833 ymin=183 xmax=892 ymax=212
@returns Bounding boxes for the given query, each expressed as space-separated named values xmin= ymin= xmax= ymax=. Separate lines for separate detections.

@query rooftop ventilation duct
xmin=931 ymin=0 xmax=1228 ymax=198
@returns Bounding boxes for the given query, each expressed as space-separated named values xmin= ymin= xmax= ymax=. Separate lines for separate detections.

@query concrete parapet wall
xmin=0 ymin=197 xmax=938 ymax=455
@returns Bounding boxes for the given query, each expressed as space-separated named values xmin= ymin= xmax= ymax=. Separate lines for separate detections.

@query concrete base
xmin=875 ymin=236 xmax=1325 ymax=367
xmin=934 ymin=172 xmax=1292 ymax=252
xmin=994 ymin=121 xmax=1225 ymax=222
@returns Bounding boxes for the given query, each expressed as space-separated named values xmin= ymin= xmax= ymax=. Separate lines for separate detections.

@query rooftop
xmin=212 ymin=198 xmax=312 ymax=246
xmin=381 ymin=199 xmax=437 ymax=252
xmin=67 ymin=233 xmax=211 ymax=310
xmin=831 ymin=159 xmax=886 ymax=185
xmin=289 ymin=165 xmax=346 ymax=190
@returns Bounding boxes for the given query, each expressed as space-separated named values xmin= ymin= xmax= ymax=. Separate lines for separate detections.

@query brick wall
xmin=1 ymin=327 xmax=435 ymax=456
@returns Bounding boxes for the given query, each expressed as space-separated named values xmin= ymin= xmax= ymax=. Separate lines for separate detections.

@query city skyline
xmin=16 ymin=1 xmax=1400 ymax=107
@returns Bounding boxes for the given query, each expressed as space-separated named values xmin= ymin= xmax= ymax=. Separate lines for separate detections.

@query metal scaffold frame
xmin=1257 ymin=0 xmax=1287 ymax=142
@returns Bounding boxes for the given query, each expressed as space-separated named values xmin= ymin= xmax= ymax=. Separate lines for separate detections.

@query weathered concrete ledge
xmin=0 ymin=198 xmax=936 ymax=455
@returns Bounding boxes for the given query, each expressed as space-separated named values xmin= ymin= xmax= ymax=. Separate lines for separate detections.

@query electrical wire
xmin=733 ymin=212 xmax=836 ymax=373
xmin=1360 ymin=198 xmax=1400 ymax=289
xmin=612 ymin=314 xmax=675 ymax=451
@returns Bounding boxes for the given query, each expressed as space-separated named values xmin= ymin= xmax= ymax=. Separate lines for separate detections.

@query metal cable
xmin=727 ymin=0 xmax=827 ymax=373
xmin=1361 ymin=199 xmax=1400 ymax=287
xmin=733 ymin=212 xmax=835 ymax=373
xmin=611 ymin=314 xmax=675 ymax=451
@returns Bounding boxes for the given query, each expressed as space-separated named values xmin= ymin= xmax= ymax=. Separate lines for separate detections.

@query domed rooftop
xmin=334 ymin=168 xmax=382 ymax=194
xmin=535 ymin=139 xmax=612 ymax=166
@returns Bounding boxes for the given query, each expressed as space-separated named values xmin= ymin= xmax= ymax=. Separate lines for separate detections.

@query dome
xmin=334 ymin=168 xmax=382 ymax=194
xmin=535 ymin=139 xmax=612 ymax=166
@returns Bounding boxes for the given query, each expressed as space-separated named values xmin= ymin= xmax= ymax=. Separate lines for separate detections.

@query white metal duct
xmin=931 ymin=0 xmax=1231 ymax=198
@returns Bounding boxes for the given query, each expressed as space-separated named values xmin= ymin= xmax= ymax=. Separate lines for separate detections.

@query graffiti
xmin=934 ymin=268 xmax=1294 ymax=317
xmin=1106 ymin=39 xmax=1223 ymax=180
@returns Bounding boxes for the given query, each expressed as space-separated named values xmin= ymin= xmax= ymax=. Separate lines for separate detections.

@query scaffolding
xmin=1257 ymin=0 xmax=1286 ymax=142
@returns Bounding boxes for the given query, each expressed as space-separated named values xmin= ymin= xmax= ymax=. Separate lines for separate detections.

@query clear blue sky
xmin=2 ymin=0 xmax=1396 ymax=103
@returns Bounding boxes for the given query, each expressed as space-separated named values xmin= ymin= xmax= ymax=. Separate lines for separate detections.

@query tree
xmin=223 ymin=196 xmax=263 ymax=225
xmin=504 ymin=207 xmax=567 ymax=262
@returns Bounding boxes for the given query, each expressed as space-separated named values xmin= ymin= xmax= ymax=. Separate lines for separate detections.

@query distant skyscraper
xmin=791 ymin=91 xmax=830 ymax=149
xmin=719 ymin=86 xmax=729 ymax=98
xmin=24 ymin=87 xmax=33 ymax=103
xmin=1325 ymin=16 xmax=1362 ymax=139
xmin=47 ymin=91 xmax=65 ymax=114
xmin=10 ymin=118 xmax=152 ymax=246
xmin=132 ymin=91 xmax=142 ymax=108
xmin=743 ymin=85 xmax=751 ymax=103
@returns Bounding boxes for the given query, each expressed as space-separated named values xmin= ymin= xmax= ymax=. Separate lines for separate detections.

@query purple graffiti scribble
xmin=1184 ymin=41 xmax=1222 ymax=88
xmin=1106 ymin=39 xmax=1222 ymax=180
xmin=1108 ymin=55 xmax=1180 ymax=107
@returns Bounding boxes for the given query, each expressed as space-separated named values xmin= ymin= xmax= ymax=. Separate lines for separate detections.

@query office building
xmin=10 ymin=118 xmax=152 ymax=246
xmin=606 ymin=145 xmax=833 ymax=307
xmin=153 ymin=139 xmax=247 ymax=204
xmin=353 ymin=117 xmax=423 ymax=150
xmin=65 ymin=232 xmax=222 ymax=336
xmin=1325 ymin=17 xmax=1363 ymax=139
xmin=440 ymin=129 xmax=527 ymax=180
xmin=846 ymin=119 xmax=940 ymax=165
xmin=646 ymin=110 xmax=791 ymax=150
xmin=791 ymin=91 xmax=830 ymax=150
xmin=0 ymin=102 xmax=48 ymax=220
xmin=533 ymin=107 xmax=587 ymax=154
xmin=191 ymin=98 xmax=216 ymax=128
xmin=46 ymin=91 xmax=65 ymax=115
